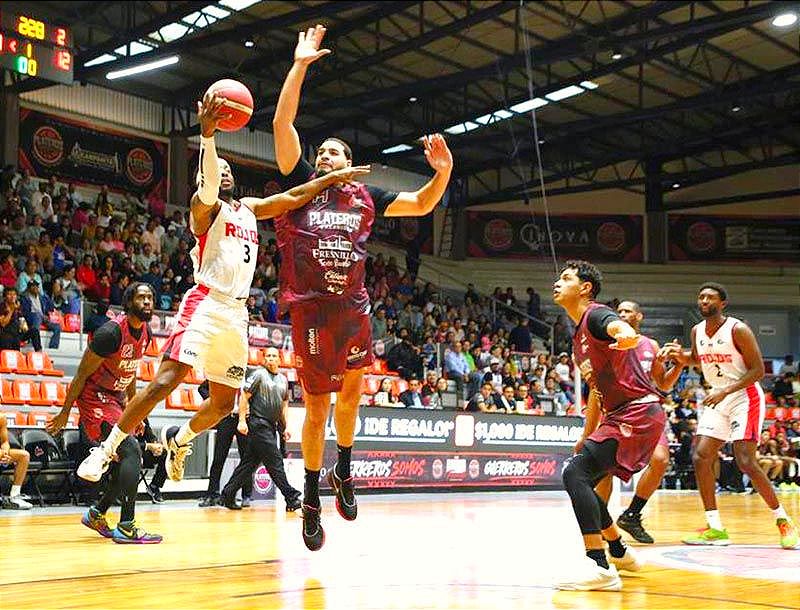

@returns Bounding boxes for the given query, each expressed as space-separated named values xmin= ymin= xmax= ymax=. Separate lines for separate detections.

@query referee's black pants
xmin=221 ymin=419 xmax=300 ymax=503
xmin=207 ymin=414 xmax=252 ymax=498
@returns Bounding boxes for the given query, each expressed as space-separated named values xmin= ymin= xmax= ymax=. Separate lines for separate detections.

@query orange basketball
xmin=206 ymin=79 xmax=253 ymax=132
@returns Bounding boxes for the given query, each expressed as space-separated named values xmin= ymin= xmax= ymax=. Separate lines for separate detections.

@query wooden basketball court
xmin=2 ymin=491 xmax=798 ymax=609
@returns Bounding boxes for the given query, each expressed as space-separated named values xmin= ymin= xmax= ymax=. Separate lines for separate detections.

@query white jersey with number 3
xmin=694 ymin=316 xmax=749 ymax=390
xmin=190 ymin=200 xmax=258 ymax=299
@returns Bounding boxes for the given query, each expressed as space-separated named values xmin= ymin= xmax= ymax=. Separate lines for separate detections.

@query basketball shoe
xmin=555 ymin=557 xmax=622 ymax=591
xmin=608 ymin=546 xmax=644 ymax=572
xmin=161 ymin=426 xmax=193 ymax=481
xmin=112 ymin=520 xmax=162 ymax=544
xmin=77 ymin=446 xmax=112 ymax=482
xmin=616 ymin=512 xmax=654 ymax=544
xmin=682 ymin=527 xmax=731 ymax=546
xmin=327 ymin=468 xmax=357 ymax=521
xmin=81 ymin=506 xmax=113 ymax=538
xmin=778 ymin=518 xmax=798 ymax=549
xmin=301 ymin=504 xmax=325 ymax=551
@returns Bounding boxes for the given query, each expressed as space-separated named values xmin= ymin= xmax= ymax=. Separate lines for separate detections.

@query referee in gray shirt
xmin=221 ymin=347 xmax=301 ymax=510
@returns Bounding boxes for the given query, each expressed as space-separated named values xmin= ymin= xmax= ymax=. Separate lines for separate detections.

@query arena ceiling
xmin=5 ymin=0 xmax=800 ymax=207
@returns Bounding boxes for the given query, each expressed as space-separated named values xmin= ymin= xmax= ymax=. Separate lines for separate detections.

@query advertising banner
xmin=669 ymin=215 xmax=800 ymax=263
xmin=18 ymin=108 xmax=167 ymax=200
xmin=466 ymin=212 xmax=643 ymax=261
xmin=285 ymin=407 xmax=583 ymax=491
xmin=371 ymin=214 xmax=434 ymax=254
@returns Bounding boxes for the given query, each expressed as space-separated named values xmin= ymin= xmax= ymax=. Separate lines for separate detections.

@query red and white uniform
xmin=163 ymin=200 xmax=256 ymax=388
xmin=694 ymin=316 xmax=764 ymax=442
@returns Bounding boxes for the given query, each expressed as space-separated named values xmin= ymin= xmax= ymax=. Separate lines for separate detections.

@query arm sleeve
xmin=279 ymin=157 xmax=315 ymax=189
xmin=89 ymin=321 xmax=123 ymax=357
xmin=196 ymin=136 xmax=221 ymax=205
xmin=586 ymin=308 xmax=620 ymax=342
xmin=366 ymin=185 xmax=400 ymax=215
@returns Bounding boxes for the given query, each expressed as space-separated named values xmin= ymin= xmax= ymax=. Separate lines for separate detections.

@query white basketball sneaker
xmin=555 ymin=557 xmax=622 ymax=591
xmin=609 ymin=546 xmax=644 ymax=572
xmin=161 ymin=426 xmax=192 ymax=481
xmin=77 ymin=446 xmax=112 ymax=482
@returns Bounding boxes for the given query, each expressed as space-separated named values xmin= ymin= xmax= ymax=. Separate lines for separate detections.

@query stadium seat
xmin=27 ymin=411 xmax=51 ymax=427
xmin=145 ymin=336 xmax=168 ymax=358
xmin=1 ymin=379 xmax=25 ymax=404
xmin=363 ymin=377 xmax=380 ymax=395
xmin=393 ymin=379 xmax=409 ymax=395
xmin=14 ymin=380 xmax=50 ymax=406
xmin=2 ymin=410 xmax=26 ymax=426
xmin=765 ymin=407 xmax=776 ymax=420
xmin=63 ymin=314 xmax=81 ymax=332
xmin=185 ymin=368 xmax=205 ymax=385
xmin=165 ymin=389 xmax=191 ymax=410
xmin=60 ymin=429 xmax=82 ymax=465
xmin=0 ymin=350 xmax=35 ymax=373
xmin=20 ymin=428 xmax=74 ymax=505
xmin=791 ymin=408 xmax=800 ymax=420
xmin=39 ymin=381 xmax=68 ymax=406
xmin=137 ymin=360 xmax=155 ymax=381
xmin=27 ymin=351 xmax=65 ymax=377
xmin=248 ymin=347 xmax=265 ymax=366
xmin=188 ymin=387 xmax=203 ymax=411
xmin=278 ymin=349 xmax=294 ymax=368
xmin=47 ymin=310 xmax=64 ymax=329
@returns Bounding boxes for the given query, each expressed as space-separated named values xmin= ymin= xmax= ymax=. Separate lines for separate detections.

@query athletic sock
xmin=607 ymin=536 xmax=627 ymax=559
xmin=335 ymin=445 xmax=352 ymax=480
xmin=772 ymin=505 xmax=788 ymax=521
xmin=705 ymin=509 xmax=724 ymax=531
xmin=174 ymin=422 xmax=198 ymax=446
xmin=304 ymin=469 xmax=321 ymax=508
xmin=102 ymin=424 xmax=128 ymax=454
xmin=10 ymin=484 xmax=21 ymax=497
xmin=625 ymin=495 xmax=648 ymax=516
xmin=586 ymin=549 xmax=609 ymax=570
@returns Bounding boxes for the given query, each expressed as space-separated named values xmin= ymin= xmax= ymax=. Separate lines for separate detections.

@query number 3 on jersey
xmin=243 ymin=244 xmax=251 ymax=263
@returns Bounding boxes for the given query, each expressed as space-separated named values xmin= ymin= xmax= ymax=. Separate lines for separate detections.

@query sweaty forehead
xmin=318 ymin=141 xmax=345 ymax=154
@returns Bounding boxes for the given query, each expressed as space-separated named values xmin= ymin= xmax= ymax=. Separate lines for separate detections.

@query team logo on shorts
xmin=619 ymin=423 xmax=633 ymax=437
xmin=347 ymin=345 xmax=368 ymax=363
xmin=226 ymin=365 xmax=245 ymax=381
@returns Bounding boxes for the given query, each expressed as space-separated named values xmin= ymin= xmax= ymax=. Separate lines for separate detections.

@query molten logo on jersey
xmin=699 ymin=353 xmax=734 ymax=364
xmin=307 ymin=328 xmax=320 ymax=355
xmin=224 ymin=223 xmax=259 ymax=244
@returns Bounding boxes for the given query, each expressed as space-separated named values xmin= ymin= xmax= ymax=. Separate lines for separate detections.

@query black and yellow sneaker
xmin=111 ymin=520 xmax=163 ymax=544
xmin=327 ymin=468 xmax=357 ymax=521
xmin=616 ymin=512 xmax=654 ymax=544
xmin=301 ymin=504 xmax=325 ymax=551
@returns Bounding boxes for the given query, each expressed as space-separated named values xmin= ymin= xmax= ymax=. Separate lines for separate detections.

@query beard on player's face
xmin=699 ymin=303 xmax=720 ymax=318
xmin=131 ymin=303 xmax=153 ymax=322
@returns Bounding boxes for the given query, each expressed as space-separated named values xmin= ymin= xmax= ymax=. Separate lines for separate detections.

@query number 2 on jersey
xmin=714 ymin=363 xmax=724 ymax=377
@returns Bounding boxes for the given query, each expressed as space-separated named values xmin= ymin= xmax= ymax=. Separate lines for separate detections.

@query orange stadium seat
xmin=765 ymin=407 xmax=776 ymax=420
xmin=26 ymin=411 xmax=51 ymax=427
xmin=2 ymin=410 xmax=26 ymax=426
xmin=39 ymin=381 xmax=68 ymax=406
xmin=137 ymin=360 xmax=155 ymax=381
xmin=1 ymin=379 xmax=24 ymax=404
xmin=279 ymin=349 xmax=295 ymax=368
xmin=63 ymin=314 xmax=81 ymax=332
xmin=27 ymin=351 xmax=65 ymax=377
xmin=248 ymin=347 xmax=265 ymax=366
xmin=362 ymin=377 xmax=380 ymax=395
xmin=774 ymin=407 xmax=787 ymax=421
xmin=0 ymin=350 xmax=35 ymax=374
xmin=145 ymin=336 xmax=168 ymax=358
xmin=165 ymin=389 xmax=191 ymax=410
xmin=185 ymin=368 xmax=205 ymax=385
xmin=14 ymin=380 xmax=50 ymax=406
xmin=393 ymin=379 xmax=409 ymax=395
xmin=187 ymin=387 xmax=203 ymax=411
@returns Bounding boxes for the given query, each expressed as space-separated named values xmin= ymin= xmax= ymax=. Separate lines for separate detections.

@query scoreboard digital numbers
xmin=0 ymin=11 xmax=73 ymax=85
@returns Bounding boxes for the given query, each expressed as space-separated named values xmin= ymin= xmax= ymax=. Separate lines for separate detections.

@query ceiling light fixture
xmin=409 ymin=96 xmax=418 ymax=102
xmin=731 ymin=105 xmax=741 ymax=112
xmin=106 ymin=55 xmax=179 ymax=80
xmin=611 ymin=51 xmax=623 ymax=60
xmin=772 ymin=12 xmax=798 ymax=27
xmin=672 ymin=183 xmax=680 ymax=189
xmin=244 ymin=39 xmax=255 ymax=48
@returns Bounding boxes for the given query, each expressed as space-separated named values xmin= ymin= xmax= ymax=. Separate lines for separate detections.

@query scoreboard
xmin=0 ymin=10 xmax=73 ymax=85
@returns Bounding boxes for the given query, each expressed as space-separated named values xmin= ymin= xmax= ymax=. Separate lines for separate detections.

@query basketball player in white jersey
xmin=594 ymin=301 xmax=682 ymax=544
xmin=78 ymin=92 xmax=370 ymax=483
xmin=663 ymin=282 xmax=797 ymax=548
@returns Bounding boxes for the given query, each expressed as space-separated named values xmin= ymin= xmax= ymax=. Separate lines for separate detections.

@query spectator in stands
xmin=509 ymin=317 xmax=532 ymax=353
xmin=160 ymin=224 xmax=179 ymax=260
xmin=554 ymin=352 xmax=572 ymax=384
xmin=444 ymin=340 xmax=470 ymax=402
xmin=757 ymin=430 xmax=783 ymax=484
xmin=482 ymin=357 xmax=503 ymax=393
xmin=16 ymin=258 xmax=42 ymax=294
xmin=494 ymin=385 xmax=517 ymax=413
xmin=466 ymin=382 xmax=496 ymax=412
xmin=0 ymin=416 xmax=33 ymax=509
xmin=136 ymin=419 xmax=167 ymax=503
xmin=373 ymin=378 xmax=398 ymax=407
xmin=140 ymin=262 xmax=163 ymax=298
xmin=0 ymin=253 xmax=20 ymax=290
xmin=21 ymin=214 xmax=45 ymax=244
xmin=20 ymin=279 xmax=60 ymax=350
xmin=159 ymin=278 xmax=175 ymax=310
xmin=779 ymin=355 xmax=798 ymax=376
xmin=16 ymin=170 xmax=35 ymax=213
xmin=31 ymin=181 xmax=53 ymax=220
xmin=421 ymin=371 xmax=438 ymax=400
xmin=386 ymin=328 xmax=423 ymax=381
xmin=52 ymin=235 xmax=73 ymax=273
xmin=35 ymin=233 xmax=53 ymax=269
xmin=371 ymin=306 xmax=388 ymax=340
xmin=0 ymin=287 xmax=32 ymax=350
xmin=543 ymin=377 xmax=569 ymax=412
xmin=398 ymin=377 xmax=425 ymax=408
xmin=516 ymin=383 xmax=534 ymax=412
xmin=425 ymin=377 xmax=449 ymax=410
xmin=76 ymin=255 xmax=98 ymax=298
xmin=773 ymin=373 xmax=796 ymax=406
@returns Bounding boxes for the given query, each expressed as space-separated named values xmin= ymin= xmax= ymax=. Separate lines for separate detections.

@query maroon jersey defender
xmin=78 ymin=312 xmax=151 ymax=441
xmin=273 ymin=23 xmax=454 ymax=552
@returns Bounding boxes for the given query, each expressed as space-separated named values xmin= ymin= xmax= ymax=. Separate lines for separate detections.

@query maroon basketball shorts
xmin=588 ymin=395 xmax=666 ymax=482
xmin=77 ymin=384 xmax=125 ymax=442
xmin=289 ymin=296 xmax=374 ymax=394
